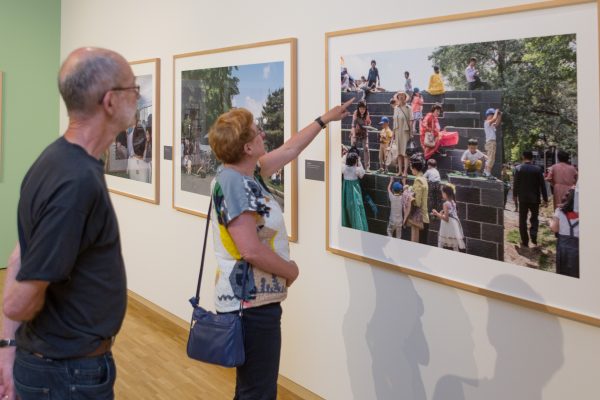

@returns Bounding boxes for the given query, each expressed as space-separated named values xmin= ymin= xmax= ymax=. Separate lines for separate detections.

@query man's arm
xmin=513 ymin=167 xmax=521 ymax=203
xmin=3 ymin=244 xmax=49 ymax=322
xmin=0 ymin=244 xmax=24 ymax=400
xmin=539 ymin=168 xmax=548 ymax=203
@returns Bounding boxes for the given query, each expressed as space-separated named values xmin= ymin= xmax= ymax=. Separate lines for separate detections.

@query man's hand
xmin=0 ymin=348 xmax=16 ymax=400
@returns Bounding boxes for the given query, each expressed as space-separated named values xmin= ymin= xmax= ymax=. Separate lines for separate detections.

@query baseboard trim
xmin=126 ymin=291 xmax=323 ymax=400
xmin=278 ymin=375 xmax=324 ymax=400
xmin=127 ymin=290 xmax=189 ymax=330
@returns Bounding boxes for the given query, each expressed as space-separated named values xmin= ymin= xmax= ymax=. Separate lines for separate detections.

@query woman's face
xmin=358 ymin=106 xmax=366 ymax=114
xmin=245 ymin=123 xmax=266 ymax=158
xmin=433 ymin=109 xmax=441 ymax=116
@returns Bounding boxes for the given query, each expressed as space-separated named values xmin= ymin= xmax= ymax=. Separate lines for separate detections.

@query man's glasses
xmin=98 ymin=85 xmax=141 ymax=104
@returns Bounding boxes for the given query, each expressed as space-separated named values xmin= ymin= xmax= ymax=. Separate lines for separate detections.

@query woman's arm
xmin=259 ymin=99 xmax=353 ymax=178
xmin=227 ymin=212 xmax=299 ymax=282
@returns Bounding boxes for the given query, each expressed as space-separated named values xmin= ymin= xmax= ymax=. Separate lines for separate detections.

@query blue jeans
xmin=13 ymin=349 xmax=116 ymax=400
xmin=234 ymin=302 xmax=282 ymax=400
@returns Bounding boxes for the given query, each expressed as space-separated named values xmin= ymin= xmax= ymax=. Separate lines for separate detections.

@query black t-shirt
xmin=15 ymin=137 xmax=127 ymax=359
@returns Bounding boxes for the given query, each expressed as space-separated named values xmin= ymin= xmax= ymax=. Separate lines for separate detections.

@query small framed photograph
xmin=103 ymin=58 xmax=161 ymax=204
xmin=173 ymin=38 xmax=298 ymax=241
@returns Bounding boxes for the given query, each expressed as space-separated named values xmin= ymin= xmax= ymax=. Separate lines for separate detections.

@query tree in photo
xmin=429 ymin=34 xmax=577 ymax=161
xmin=182 ymin=67 xmax=240 ymax=141
xmin=260 ymin=88 xmax=284 ymax=152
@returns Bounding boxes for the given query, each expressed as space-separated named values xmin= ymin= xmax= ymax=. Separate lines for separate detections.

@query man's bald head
xmin=58 ymin=47 xmax=132 ymax=116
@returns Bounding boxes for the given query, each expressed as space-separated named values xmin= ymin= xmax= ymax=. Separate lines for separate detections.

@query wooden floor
xmin=0 ymin=270 xmax=303 ymax=399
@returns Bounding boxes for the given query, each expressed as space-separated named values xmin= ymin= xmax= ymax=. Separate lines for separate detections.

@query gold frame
xmin=325 ymin=0 xmax=600 ymax=327
xmin=172 ymin=38 xmax=298 ymax=242
xmin=106 ymin=58 xmax=161 ymax=205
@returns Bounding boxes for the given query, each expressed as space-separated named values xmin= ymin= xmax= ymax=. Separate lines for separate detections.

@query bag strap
xmin=191 ymin=196 xmax=248 ymax=316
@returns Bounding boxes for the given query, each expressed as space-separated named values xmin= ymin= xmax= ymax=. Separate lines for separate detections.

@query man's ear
xmin=101 ymin=92 xmax=116 ymax=116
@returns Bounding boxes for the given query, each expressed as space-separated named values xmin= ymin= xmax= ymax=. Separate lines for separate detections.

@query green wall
xmin=0 ymin=0 xmax=61 ymax=264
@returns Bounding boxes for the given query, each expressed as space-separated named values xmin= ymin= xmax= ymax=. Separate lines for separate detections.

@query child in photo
xmin=432 ymin=184 xmax=466 ymax=251
xmin=351 ymin=100 xmax=372 ymax=170
xmin=378 ymin=116 xmax=393 ymax=173
xmin=411 ymin=88 xmax=423 ymax=134
xmin=461 ymin=138 xmax=488 ymax=175
xmin=386 ymin=177 xmax=404 ymax=238
xmin=424 ymin=158 xmax=441 ymax=183
xmin=425 ymin=158 xmax=443 ymax=215
xmin=342 ymin=151 xmax=368 ymax=231
xmin=404 ymin=71 xmax=413 ymax=99
xmin=483 ymin=108 xmax=502 ymax=177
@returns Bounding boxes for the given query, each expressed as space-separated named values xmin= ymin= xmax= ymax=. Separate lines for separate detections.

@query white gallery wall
xmin=60 ymin=0 xmax=600 ymax=399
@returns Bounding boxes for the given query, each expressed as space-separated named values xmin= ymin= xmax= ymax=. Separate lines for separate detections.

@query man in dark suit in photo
xmin=513 ymin=150 xmax=548 ymax=247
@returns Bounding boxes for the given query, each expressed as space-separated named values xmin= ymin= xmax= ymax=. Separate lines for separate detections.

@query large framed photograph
xmin=326 ymin=1 xmax=600 ymax=325
xmin=173 ymin=38 xmax=298 ymax=241
xmin=103 ymin=58 xmax=160 ymax=204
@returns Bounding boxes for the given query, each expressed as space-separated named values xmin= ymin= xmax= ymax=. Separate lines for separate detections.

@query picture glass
xmin=339 ymin=33 xmax=578 ymax=277
xmin=179 ymin=61 xmax=285 ymax=210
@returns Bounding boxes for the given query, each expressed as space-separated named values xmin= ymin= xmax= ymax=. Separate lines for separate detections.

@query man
xmin=513 ymin=150 xmax=548 ymax=247
xmin=465 ymin=57 xmax=484 ymax=90
xmin=483 ymin=108 xmax=502 ymax=177
xmin=0 ymin=47 xmax=137 ymax=400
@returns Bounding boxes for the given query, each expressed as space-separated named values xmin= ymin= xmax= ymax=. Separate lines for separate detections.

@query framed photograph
xmin=173 ymin=38 xmax=298 ymax=241
xmin=103 ymin=58 xmax=160 ymax=204
xmin=326 ymin=0 xmax=600 ymax=325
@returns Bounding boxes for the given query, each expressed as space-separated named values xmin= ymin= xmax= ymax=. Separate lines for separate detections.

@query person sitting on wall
xmin=427 ymin=65 xmax=445 ymax=96
xmin=461 ymin=138 xmax=488 ymax=175
xmin=420 ymin=103 xmax=459 ymax=160
xmin=465 ymin=57 xmax=489 ymax=90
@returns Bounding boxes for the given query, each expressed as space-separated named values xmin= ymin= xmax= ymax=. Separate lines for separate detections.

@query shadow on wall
xmin=342 ymin=235 xmax=430 ymax=399
xmin=433 ymin=275 xmax=564 ymax=400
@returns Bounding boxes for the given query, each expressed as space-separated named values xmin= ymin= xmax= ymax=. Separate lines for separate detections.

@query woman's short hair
xmin=208 ymin=108 xmax=255 ymax=164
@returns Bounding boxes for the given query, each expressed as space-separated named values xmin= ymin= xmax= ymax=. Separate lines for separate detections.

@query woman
xmin=408 ymin=154 xmax=429 ymax=243
xmin=420 ymin=103 xmax=458 ymax=160
xmin=392 ymin=91 xmax=412 ymax=177
xmin=207 ymin=100 xmax=351 ymax=399
xmin=342 ymin=150 xmax=368 ymax=231
xmin=546 ymin=150 xmax=577 ymax=210
xmin=427 ymin=65 xmax=445 ymax=96
xmin=550 ymin=188 xmax=579 ymax=278
xmin=420 ymin=104 xmax=442 ymax=160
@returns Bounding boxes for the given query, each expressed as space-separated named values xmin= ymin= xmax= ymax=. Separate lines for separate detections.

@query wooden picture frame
xmin=325 ymin=0 xmax=600 ymax=326
xmin=104 ymin=58 xmax=161 ymax=204
xmin=172 ymin=38 xmax=298 ymax=242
